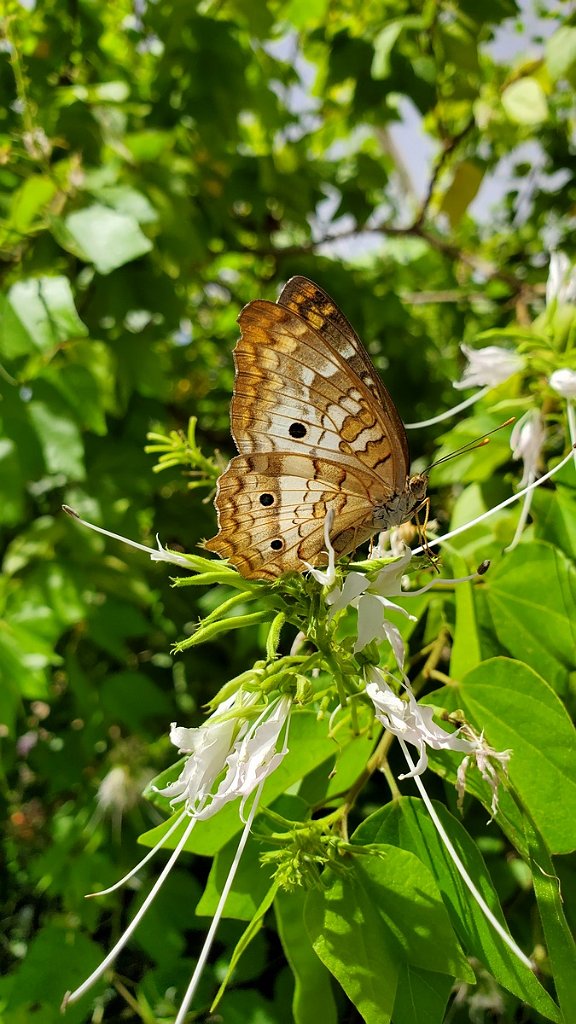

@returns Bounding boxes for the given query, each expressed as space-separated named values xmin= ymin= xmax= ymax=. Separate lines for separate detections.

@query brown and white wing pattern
xmin=278 ymin=275 xmax=410 ymax=487
xmin=205 ymin=277 xmax=416 ymax=578
xmin=205 ymin=452 xmax=375 ymax=579
xmin=231 ymin=299 xmax=402 ymax=483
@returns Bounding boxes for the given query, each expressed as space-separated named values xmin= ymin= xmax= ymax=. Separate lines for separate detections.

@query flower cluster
xmin=158 ymin=691 xmax=292 ymax=820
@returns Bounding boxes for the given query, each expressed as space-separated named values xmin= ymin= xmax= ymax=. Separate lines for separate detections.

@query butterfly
xmin=205 ymin=276 xmax=428 ymax=579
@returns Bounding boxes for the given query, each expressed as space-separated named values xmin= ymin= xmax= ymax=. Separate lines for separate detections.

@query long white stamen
xmin=405 ymin=566 xmax=486 ymax=596
xmin=399 ymin=739 xmax=534 ymax=970
xmin=567 ymin=401 xmax=576 ymax=468
xmin=415 ymin=446 xmax=575 ymax=555
xmin=86 ymin=812 xmax=186 ymax=898
xmin=62 ymin=815 xmax=197 ymax=1008
xmin=174 ymin=780 xmax=265 ymax=1024
xmin=504 ymin=475 xmax=535 ymax=553
xmin=62 ymin=506 xmax=190 ymax=568
xmin=404 ymin=388 xmax=490 ymax=429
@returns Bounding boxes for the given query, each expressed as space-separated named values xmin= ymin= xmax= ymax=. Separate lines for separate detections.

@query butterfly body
xmin=205 ymin=277 xmax=427 ymax=579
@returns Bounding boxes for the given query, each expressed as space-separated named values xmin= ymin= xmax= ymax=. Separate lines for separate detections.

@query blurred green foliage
xmin=1 ymin=0 xmax=575 ymax=1021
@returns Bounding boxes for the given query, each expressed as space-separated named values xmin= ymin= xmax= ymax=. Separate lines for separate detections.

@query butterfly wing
xmin=204 ymin=452 xmax=376 ymax=579
xmin=278 ymin=275 xmax=410 ymax=486
xmin=207 ymin=278 xmax=413 ymax=578
xmin=231 ymin=298 xmax=404 ymax=487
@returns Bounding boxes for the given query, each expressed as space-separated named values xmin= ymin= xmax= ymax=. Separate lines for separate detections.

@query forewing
xmin=278 ymin=275 xmax=410 ymax=480
xmin=232 ymin=299 xmax=402 ymax=491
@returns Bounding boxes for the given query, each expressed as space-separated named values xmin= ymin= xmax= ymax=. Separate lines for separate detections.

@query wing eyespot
xmin=259 ymin=493 xmax=274 ymax=506
xmin=289 ymin=422 xmax=307 ymax=439
xmin=270 ymin=538 xmax=284 ymax=551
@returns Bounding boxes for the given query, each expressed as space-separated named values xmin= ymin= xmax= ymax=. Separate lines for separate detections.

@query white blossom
xmin=327 ymin=546 xmax=416 ymax=664
xmin=549 ymin=368 xmax=576 ymax=399
xmin=208 ymin=695 xmax=292 ymax=814
xmin=453 ymin=344 xmax=524 ymax=391
xmin=365 ymin=667 xmax=472 ymax=777
xmin=510 ymin=409 xmax=546 ymax=489
xmin=546 ymin=251 xmax=576 ymax=306
xmin=97 ymin=766 xmax=140 ymax=815
xmin=156 ymin=692 xmax=292 ymax=820
xmin=456 ymin=733 xmax=511 ymax=817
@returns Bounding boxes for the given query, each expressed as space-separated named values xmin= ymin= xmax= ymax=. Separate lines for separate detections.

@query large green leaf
xmin=0 ymin=277 xmax=88 ymax=358
xmin=353 ymin=798 xmax=561 ymax=1022
xmin=304 ymin=868 xmax=400 ymax=1024
xmin=275 ymin=889 xmax=338 ymax=1024
xmin=483 ymin=542 xmax=576 ymax=694
xmin=425 ymin=658 xmax=576 ymax=855
xmin=502 ymin=77 xmax=549 ymax=125
xmin=62 ymin=204 xmax=153 ymax=274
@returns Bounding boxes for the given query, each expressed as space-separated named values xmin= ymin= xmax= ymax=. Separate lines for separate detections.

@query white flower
xmin=156 ymin=692 xmax=292 ymax=820
xmin=365 ymin=667 xmax=472 ymax=777
xmin=456 ymin=733 xmax=511 ymax=817
xmin=510 ymin=409 xmax=546 ymax=489
xmin=62 ymin=505 xmax=192 ymax=568
xmin=546 ymin=251 xmax=576 ymax=306
xmin=327 ymin=546 xmax=416 ymax=665
xmin=549 ymin=368 xmax=576 ymax=400
xmin=208 ymin=695 xmax=292 ymax=814
xmin=97 ymin=766 xmax=140 ymax=816
xmin=453 ymin=344 xmax=524 ymax=391
xmin=157 ymin=694 xmax=241 ymax=814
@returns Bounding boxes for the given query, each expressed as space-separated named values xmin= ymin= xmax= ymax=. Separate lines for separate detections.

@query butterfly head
xmin=408 ymin=472 xmax=428 ymax=507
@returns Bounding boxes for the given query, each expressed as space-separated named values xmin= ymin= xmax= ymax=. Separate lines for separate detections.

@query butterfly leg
xmin=414 ymin=498 xmax=440 ymax=572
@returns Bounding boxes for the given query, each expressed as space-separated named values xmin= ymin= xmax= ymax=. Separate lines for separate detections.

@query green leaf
xmin=304 ymin=867 xmax=399 ymax=1024
xmin=211 ymin=884 xmax=279 ymax=1010
xmin=27 ymin=395 xmax=85 ymax=479
xmin=282 ymin=0 xmax=330 ymax=29
xmin=0 ymin=438 xmax=26 ymax=526
xmin=195 ymin=820 xmax=277 ymax=921
xmin=88 ymin=184 xmax=158 ymax=224
xmin=525 ymin=815 xmax=576 ymax=1022
xmin=371 ymin=21 xmax=404 ymax=79
xmin=354 ymin=798 xmax=561 ymax=1022
xmin=501 ymin=77 xmax=549 ymax=125
xmin=392 ymin=963 xmax=453 ymax=1024
xmin=8 ymin=175 xmax=57 ymax=234
xmin=545 ymin=26 xmax=576 ymax=83
xmin=43 ymin=361 xmax=108 ymax=435
xmin=484 ymin=541 xmax=575 ymax=694
xmin=1 ymin=923 xmax=103 ymax=1023
xmin=275 ymin=889 xmax=338 ymax=1024
xmin=427 ymin=658 xmax=576 ymax=856
xmin=0 ymin=277 xmax=88 ymax=358
xmin=532 ymin=484 xmax=576 ymax=560
xmin=63 ymin=204 xmax=153 ymax=274
xmin=448 ymin=549 xmax=483 ymax=678
xmin=439 ymin=161 xmax=485 ymax=228
xmin=349 ymin=851 xmax=473 ymax=980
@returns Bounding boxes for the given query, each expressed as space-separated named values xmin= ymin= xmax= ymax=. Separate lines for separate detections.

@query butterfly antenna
xmin=425 ymin=417 xmax=515 ymax=473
